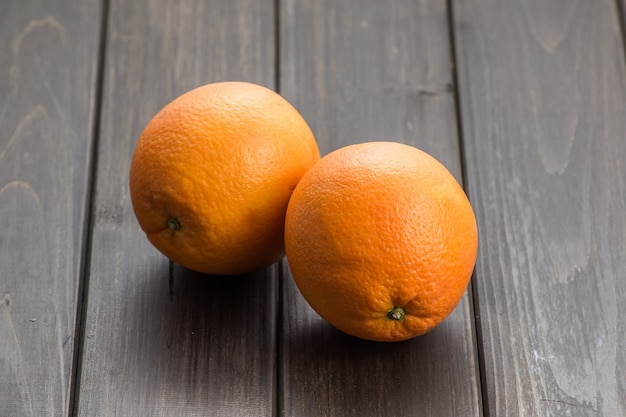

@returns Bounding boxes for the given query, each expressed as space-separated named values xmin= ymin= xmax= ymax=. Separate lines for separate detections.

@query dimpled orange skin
xmin=284 ymin=141 xmax=478 ymax=342
xmin=129 ymin=81 xmax=320 ymax=275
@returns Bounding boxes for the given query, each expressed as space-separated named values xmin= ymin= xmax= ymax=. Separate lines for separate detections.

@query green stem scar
xmin=387 ymin=307 xmax=406 ymax=322
xmin=167 ymin=217 xmax=181 ymax=231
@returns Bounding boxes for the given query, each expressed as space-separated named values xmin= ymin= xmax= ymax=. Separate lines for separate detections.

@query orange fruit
xmin=129 ymin=81 xmax=320 ymax=275
xmin=284 ymin=141 xmax=478 ymax=342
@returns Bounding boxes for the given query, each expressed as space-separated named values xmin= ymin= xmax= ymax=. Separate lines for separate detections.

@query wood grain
xmin=0 ymin=1 xmax=102 ymax=416
xmin=279 ymin=1 xmax=482 ymax=415
xmin=453 ymin=0 xmax=626 ymax=414
xmin=75 ymin=1 xmax=277 ymax=415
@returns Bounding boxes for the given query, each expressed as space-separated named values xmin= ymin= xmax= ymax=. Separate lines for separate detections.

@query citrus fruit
xmin=129 ymin=81 xmax=320 ymax=275
xmin=284 ymin=141 xmax=478 ymax=342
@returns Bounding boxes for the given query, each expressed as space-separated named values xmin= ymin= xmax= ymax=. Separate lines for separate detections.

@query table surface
xmin=2 ymin=0 xmax=626 ymax=416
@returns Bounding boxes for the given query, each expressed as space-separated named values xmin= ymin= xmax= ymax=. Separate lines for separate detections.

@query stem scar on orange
xmin=284 ymin=141 xmax=478 ymax=342
xmin=129 ymin=81 xmax=320 ymax=275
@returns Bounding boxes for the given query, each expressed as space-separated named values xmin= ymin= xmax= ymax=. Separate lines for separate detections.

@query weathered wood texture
xmin=75 ymin=1 xmax=278 ymax=416
xmin=4 ymin=1 xmax=626 ymax=416
xmin=279 ymin=1 xmax=482 ymax=416
xmin=0 ymin=1 xmax=102 ymax=416
xmin=454 ymin=0 xmax=626 ymax=415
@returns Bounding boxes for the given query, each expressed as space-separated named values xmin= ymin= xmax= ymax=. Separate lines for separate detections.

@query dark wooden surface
xmin=0 ymin=1 xmax=102 ymax=416
xmin=279 ymin=1 xmax=480 ymax=416
xmin=454 ymin=0 xmax=626 ymax=415
xmin=1 ymin=0 xmax=625 ymax=416
xmin=77 ymin=1 xmax=277 ymax=416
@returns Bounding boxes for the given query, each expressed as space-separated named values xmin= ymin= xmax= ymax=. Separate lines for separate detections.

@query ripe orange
xmin=129 ymin=81 xmax=320 ymax=275
xmin=284 ymin=141 xmax=478 ymax=342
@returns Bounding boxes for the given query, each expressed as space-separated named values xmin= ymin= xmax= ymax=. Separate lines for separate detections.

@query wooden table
xmin=2 ymin=0 xmax=625 ymax=416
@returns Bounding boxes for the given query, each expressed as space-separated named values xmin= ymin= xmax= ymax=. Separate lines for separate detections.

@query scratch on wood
xmin=42 ymin=76 xmax=66 ymax=120
xmin=540 ymin=398 xmax=598 ymax=412
xmin=418 ymin=83 xmax=454 ymax=97
xmin=418 ymin=89 xmax=440 ymax=97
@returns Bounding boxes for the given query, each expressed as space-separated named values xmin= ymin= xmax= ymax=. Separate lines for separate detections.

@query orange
xmin=284 ymin=141 xmax=477 ymax=342
xmin=129 ymin=81 xmax=320 ymax=275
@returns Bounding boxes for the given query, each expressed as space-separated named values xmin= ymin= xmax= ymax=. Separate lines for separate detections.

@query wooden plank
xmin=453 ymin=0 xmax=626 ymax=415
xmin=0 ymin=1 xmax=102 ymax=416
xmin=279 ymin=1 xmax=482 ymax=416
xmin=76 ymin=1 xmax=277 ymax=416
